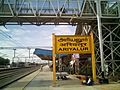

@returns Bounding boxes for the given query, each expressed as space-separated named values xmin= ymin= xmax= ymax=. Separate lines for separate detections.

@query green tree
xmin=0 ymin=57 xmax=10 ymax=65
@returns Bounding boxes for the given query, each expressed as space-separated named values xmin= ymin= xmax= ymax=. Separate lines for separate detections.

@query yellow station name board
xmin=55 ymin=35 xmax=91 ymax=54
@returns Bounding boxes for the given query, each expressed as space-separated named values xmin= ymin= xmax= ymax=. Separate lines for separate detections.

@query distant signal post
xmin=52 ymin=32 xmax=96 ymax=85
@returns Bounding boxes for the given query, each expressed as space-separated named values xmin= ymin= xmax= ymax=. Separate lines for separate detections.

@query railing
xmin=101 ymin=1 xmax=119 ymax=16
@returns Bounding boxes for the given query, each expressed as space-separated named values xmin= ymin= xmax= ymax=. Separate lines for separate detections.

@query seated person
xmin=86 ymin=76 xmax=93 ymax=85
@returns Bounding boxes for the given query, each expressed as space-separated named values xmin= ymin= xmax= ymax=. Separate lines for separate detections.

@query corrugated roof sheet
xmin=33 ymin=48 xmax=66 ymax=60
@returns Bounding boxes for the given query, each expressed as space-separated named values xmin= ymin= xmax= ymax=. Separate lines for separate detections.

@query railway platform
xmin=3 ymin=65 xmax=120 ymax=90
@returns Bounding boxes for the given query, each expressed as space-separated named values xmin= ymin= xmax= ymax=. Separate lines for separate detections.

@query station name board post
xmin=52 ymin=32 xmax=96 ymax=85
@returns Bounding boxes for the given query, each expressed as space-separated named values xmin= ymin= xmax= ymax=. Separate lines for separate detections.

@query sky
xmin=0 ymin=25 xmax=76 ymax=63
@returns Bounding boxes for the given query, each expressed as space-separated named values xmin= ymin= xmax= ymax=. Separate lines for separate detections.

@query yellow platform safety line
xmin=52 ymin=33 xmax=57 ymax=86
xmin=90 ymin=32 xmax=97 ymax=82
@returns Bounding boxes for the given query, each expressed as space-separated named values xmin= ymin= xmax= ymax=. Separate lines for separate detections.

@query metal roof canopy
xmin=33 ymin=48 xmax=67 ymax=60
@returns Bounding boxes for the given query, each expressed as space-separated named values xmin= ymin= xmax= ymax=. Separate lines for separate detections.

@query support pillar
xmin=52 ymin=33 xmax=56 ymax=86
xmin=13 ymin=48 xmax=16 ymax=63
xmin=90 ymin=32 xmax=96 ymax=82
xmin=75 ymin=22 xmax=83 ymax=35
xmin=110 ymin=30 xmax=115 ymax=76
xmin=28 ymin=48 xmax=31 ymax=59
xmin=96 ymin=0 xmax=105 ymax=76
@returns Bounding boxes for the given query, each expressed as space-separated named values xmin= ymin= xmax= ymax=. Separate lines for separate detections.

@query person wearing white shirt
xmin=72 ymin=54 xmax=80 ymax=74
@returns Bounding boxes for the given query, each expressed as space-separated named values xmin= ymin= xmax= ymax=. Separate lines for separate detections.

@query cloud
xmin=0 ymin=25 xmax=76 ymax=61
xmin=53 ymin=25 xmax=75 ymax=35
xmin=5 ymin=25 xmax=76 ymax=47
xmin=11 ymin=29 xmax=26 ymax=36
xmin=0 ymin=41 xmax=15 ymax=46
xmin=0 ymin=26 xmax=10 ymax=32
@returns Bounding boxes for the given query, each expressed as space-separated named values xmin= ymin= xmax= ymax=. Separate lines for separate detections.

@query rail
xmin=0 ymin=66 xmax=40 ymax=89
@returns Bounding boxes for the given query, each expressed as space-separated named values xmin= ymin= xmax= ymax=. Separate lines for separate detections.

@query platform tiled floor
xmin=3 ymin=66 xmax=120 ymax=90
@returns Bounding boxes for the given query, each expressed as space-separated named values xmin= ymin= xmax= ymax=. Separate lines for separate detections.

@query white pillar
xmin=96 ymin=0 xmax=104 ymax=72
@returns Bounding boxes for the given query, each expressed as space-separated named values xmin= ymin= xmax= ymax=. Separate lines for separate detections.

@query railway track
xmin=0 ymin=66 xmax=40 ymax=89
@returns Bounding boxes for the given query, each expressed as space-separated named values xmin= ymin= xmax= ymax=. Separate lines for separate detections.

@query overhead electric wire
xmin=0 ymin=50 xmax=12 ymax=59
xmin=0 ymin=52 xmax=9 ymax=57
xmin=0 ymin=32 xmax=20 ymax=46
xmin=0 ymin=28 xmax=25 ymax=47
xmin=0 ymin=36 xmax=6 ymax=41
xmin=0 ymin=28 xmax=27 ymax=59
xmin=0 ymin=27 xmax=52 ymax=59
xmin=0 ymin=30 xmax=29 ymax=59
xmin=0 ymin=26 xmax=34 ymax=61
